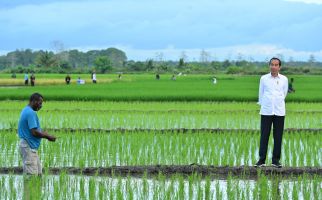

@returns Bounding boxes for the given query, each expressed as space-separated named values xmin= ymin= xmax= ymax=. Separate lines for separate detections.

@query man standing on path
xmin=24 ymin=73 xmax=29 ymax=85
xmin=30 ymin=73 xmax=35 ymax=87
xmin=92 ymin=71 xmax=97 ymax=83
xmin=18 ymin=93 xmax=56 ymax=175
xmin=254 ymin=57 xmax=288 ymax=168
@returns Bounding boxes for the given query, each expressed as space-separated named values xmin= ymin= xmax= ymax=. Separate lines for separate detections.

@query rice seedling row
xmin=1 ymin=102 xmax=321 ymax=129
xmin=1 ymin=131 xmax=321 ymax=168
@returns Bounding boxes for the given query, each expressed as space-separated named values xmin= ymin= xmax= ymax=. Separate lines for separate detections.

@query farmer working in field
xmin=18 ymin=93 xmax=56 ymax=175
xmin=254 ymin=57 xmax=288 ymax=168
xmin=65 ymin=74 xmax=71 ymax=84
xmin=288 ymin=78 xmax=295 ymax=93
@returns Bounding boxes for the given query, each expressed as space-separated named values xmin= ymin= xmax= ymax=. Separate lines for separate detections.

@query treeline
xmin=0 ymin=48 xmax=127 ymax=74
xmin=1 ymin=48 xmax=322 ymax=75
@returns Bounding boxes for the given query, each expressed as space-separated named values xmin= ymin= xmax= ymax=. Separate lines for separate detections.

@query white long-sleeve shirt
xmin=92 ymin=73 xmax=97 ymax=81
xmin=258 ymin=73 xmax=288 ymax=116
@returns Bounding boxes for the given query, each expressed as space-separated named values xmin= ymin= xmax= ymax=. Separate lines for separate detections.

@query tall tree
xmin=102 ymin=48 xmax=127 ymax=68
xmin=200 ymin=49 xmax=210 ymax=63
xmin=94 ymin=56 xmax=112 ymax=73
xmin=35 ymin=51 xmax=57 ymax=68
xmin=308 ymin=54 xmax=316 ymax=67
xmin=146 ymin=59 xmax=154 ymax=71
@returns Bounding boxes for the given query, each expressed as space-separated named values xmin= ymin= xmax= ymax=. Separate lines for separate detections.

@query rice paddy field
xmin=0 ymin=74 xmax=321 ymax=199
xmin=0 ymin=73 xmax=322 ymax=101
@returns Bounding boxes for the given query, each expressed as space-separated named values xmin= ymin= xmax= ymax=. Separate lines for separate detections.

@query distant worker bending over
xmin=65 ymin=74 xmax=71 ymax=84
xmin=288 ymin=78 xmax=295 ymax=93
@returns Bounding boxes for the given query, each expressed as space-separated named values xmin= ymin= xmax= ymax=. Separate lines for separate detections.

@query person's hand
xmin=47 ymin=135 xmax=56 ymax=142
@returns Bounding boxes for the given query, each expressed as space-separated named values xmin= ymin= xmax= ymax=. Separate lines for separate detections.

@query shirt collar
xmin=270 ymin=73 xmax=280 ymax=79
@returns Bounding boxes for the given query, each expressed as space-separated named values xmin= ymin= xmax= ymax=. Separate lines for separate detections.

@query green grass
xmin=0 ymin=74 xmax=321 ymax=101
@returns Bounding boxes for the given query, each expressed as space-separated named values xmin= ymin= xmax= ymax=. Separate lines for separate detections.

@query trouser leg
xmin=259 ymin=115 xmax=273 ymax=162
xmin=272 ymin=115 xmax=285 ymax=163
xmin=19 ymin=140 xmax=42 ymax=175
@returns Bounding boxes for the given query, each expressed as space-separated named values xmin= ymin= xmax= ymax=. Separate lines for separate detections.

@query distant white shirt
xmin=92 ymin=73 xmax=97 ymax=81
xmin=258 ymin=73 xmax=288 ymax=116
xmin=213 ymin=78 xmax=217 ymax=84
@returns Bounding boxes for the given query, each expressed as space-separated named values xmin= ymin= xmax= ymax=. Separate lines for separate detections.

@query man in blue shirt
xmin=18 ymin=93 xmax=56 ymax=175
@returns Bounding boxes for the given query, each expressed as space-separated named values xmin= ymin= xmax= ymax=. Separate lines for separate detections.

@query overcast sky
xmin=0 ymin=0 xmax=322 ymax=61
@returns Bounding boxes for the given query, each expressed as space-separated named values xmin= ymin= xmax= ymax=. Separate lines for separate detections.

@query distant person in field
xmin=255 ymin=57 xmax=288 ymax=168
xmin=18 ymin=93 xmax=56 ymax=175
xmin=213 ymin=77 xmax=217 ymax=84
xmin=24 ymin=73 xmax=29 ymax=85
xmin=118 ymin=73 xmax=122 ymax=79
xmin=65 ymin=74 xmax=71 ymax=84
xmin=171 ymin=74 xmax=176 ymax=81
xmin=91 ymin=71 xmax=97 ymax=83
xmin=156 ymin=74 xmax=160 ymax=80
xmin=30 ymin=73 xmax=35 ymax=86
xmin=288 ymin=78 xmax=295 ymax=93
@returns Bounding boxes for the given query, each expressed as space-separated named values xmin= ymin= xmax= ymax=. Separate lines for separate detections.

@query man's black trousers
xmin=259 ymin=115 xmax=285 ymax=163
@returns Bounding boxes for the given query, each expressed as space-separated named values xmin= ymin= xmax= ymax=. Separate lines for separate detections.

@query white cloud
xmin=0 ymin=0 xmax=321 ymax=58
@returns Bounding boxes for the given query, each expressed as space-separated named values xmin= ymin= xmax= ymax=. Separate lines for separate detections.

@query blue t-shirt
xmin=18 ymin=106 xmax=41 ymax=149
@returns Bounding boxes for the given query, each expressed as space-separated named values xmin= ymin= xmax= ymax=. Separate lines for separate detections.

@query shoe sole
xmin=254 ymin=164 xmax=265 ymax=167
xmin=271 ymin=164 xmax=282 ymax=168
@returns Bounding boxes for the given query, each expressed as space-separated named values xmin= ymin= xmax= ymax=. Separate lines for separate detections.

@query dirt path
xmin=1 ymin=165 xmax=321 ymax=178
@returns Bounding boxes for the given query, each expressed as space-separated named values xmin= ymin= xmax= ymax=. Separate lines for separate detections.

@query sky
xmin=0 ymin=0 xmax=322 ymax=61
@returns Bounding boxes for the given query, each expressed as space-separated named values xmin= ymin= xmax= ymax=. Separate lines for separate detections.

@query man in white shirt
xmin=254 ymin=57 xmax=288 ymax=168
xmin=92 ymin=71 xmax=97 ymax=84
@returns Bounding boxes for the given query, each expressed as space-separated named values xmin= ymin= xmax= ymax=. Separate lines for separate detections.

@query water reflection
xmin=0 ymin=174 xmax=318 ymax=200
xmin=23 ymin=175 xmax=42 ymax=200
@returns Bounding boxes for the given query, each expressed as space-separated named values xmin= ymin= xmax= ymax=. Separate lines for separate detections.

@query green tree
xmin=35 ymin=51 xmax=57 ymax=68
xmin=178 ymin=58 xmax=185 ymax=68
xmin=94 ymin=56 xmax=112 ymax=73
xmin=128 ymin=61 xmax=145 ymax=71
xmin=226 ymin=66 xmax=242 ymax=74
xmin=222 ymin=59 xmax=231 ymax=69
xmin=103 ymin=48 xmax=127 ymax=68
xmin=308 ymin=54 xmax=315 ymax=67
xmin=210 ymin=61 xmax=221 ymax=71
xmin=146 ymin=59 xmax=154 ymax=71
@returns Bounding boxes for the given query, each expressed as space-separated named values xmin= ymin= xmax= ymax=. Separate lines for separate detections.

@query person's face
xmin=31 ymin=98 xmax=43 ymax=111
xmin=270 ymin=59 xmax=280 ymax=74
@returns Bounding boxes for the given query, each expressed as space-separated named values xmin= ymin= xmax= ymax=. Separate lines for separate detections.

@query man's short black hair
xmin=29 ymin=93 xmax=43 ymax=102
xmin=269 ymin=57 xmax=282 ymax=66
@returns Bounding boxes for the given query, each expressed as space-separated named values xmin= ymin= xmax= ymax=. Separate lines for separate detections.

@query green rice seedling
xmin=226 ymin=174 xmax=235 ymax=200
xmin=2 ymin=101 xmax=322 ymax=130
xmin=177 ymin=174 xmax=185 ymax=200
xmin=0 ymin=173 xmax=321 ymax=199
xmin=1 ymin=130 xmax=321 ymax=168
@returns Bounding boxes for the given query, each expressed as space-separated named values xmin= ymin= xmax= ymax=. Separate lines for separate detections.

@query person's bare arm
xmin=30 ymin=129 xmax=56 ymax=142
